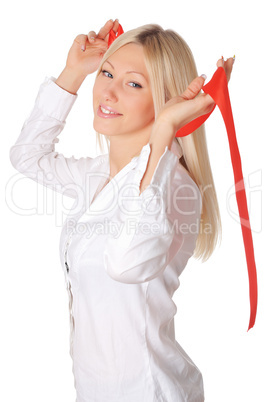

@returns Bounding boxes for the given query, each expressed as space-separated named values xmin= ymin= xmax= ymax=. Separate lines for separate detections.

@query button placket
xmin=63 ymin=230 xmax=75 ymax=357
xmin=64 ymin=231 xmax=73 ymax=275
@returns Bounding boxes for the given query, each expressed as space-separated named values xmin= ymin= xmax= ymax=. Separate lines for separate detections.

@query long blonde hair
xmin=95 ymin=24 xmax=221 ymax=261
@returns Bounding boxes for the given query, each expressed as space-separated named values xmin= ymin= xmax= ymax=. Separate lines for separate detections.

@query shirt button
xmin=65 ymin=261 xmax=69 ymax=274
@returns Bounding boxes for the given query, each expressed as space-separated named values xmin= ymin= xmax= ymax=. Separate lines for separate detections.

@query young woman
xmin=10 ymin=19 xmax=234 ymax=402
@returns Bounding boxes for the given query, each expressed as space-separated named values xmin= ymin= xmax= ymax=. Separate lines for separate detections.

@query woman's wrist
xmin=55 ymin=67 xmax=87 ymax=95
xmin=139 ymin=121 xmax=175 ymax=195
xmin=149 ymin=119 xmax=176 ymax=151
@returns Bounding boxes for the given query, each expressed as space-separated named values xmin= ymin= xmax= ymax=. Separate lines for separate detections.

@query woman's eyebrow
xmin=104 ymin=60 xmax=147 ymax=81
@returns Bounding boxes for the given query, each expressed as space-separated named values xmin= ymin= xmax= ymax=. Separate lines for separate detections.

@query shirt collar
xmin=100 ymin=138 xmax=183 ymax=172
xmin=135 ymin=138 xmax=183 ymax=161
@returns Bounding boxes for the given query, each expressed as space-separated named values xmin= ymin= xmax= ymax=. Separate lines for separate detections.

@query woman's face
xmin=93 ymin=43 xmax=155 ymax=140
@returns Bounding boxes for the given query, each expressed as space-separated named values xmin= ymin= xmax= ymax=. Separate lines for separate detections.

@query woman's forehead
xmin=104 ymin=43 xmax=149 ymax=79
xmin=106 ymin=43 xmax=145 ymax=68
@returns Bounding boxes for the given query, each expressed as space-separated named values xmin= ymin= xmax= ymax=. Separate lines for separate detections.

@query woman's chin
xmin=94 ymin=121 xmax=122 ymax=138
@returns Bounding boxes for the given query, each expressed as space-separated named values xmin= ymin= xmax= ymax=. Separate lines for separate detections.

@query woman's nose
xmin=103 ymin=82 xmax=118 ymax=103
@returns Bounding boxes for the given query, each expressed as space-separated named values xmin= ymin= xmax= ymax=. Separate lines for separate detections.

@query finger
xmin=216 ymin=56 xmax=225 ymax=68
xmin=224 ymin=57 xmax=235 ymax=82
xmin=113 ymin=19 xmax=120 ymax=33
xmin=181 ymin=75 xmax=206 ymax=100
xmin=188 ymin=93 xmax=216 ymax=122
xmin=97 ymin=19 xmax=114 ymax=40
xmin=74 ymin=34 xmax=88 ymax=51
xmin=88 ymin=30 xmax=97 ymax=43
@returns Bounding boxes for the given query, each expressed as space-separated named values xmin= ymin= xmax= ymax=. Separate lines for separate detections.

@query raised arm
xmin=140 ymin=57 xmax=235 ymax=195
xmin=9 ymin=19 xmax=120 ymax=199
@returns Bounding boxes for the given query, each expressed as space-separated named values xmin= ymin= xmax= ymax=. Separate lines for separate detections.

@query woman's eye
xmin=102 ymin=70 xmax=113 ymax=78
xmin=129 ymin=82 xmax=142 ymax=89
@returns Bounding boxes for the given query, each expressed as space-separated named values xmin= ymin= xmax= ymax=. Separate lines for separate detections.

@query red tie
xmin=176 ymin=67 xmax=258 ymax=331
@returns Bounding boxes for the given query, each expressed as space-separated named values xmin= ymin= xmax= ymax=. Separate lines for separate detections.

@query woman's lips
xmin=97 ymin=105 xmax=123 ymax=119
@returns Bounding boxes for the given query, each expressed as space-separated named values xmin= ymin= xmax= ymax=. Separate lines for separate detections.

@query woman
xmin=10 ymin=19 xmax=234 ymax=402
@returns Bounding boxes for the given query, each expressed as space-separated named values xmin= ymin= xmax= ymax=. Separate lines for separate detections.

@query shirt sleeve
xmin=9 ymin=77 xmax=93 ymax=199
xmin=103 ymin=143 xmax=202 ymax=284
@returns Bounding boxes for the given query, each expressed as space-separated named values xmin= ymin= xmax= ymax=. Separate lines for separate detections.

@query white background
xmin=1 ymin=0 xmax=266 ymax=401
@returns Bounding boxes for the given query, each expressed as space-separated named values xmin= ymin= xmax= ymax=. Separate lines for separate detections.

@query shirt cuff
xmin=34 ymin=76 xmax=78 ymax=122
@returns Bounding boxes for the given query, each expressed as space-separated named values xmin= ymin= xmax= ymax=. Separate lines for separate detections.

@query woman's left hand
xmin=154 ymin=57 xmax=235 ymax=135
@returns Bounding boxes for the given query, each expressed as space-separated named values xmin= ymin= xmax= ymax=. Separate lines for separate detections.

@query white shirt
xmin=10 ymin=77 xmax=204 ymax=402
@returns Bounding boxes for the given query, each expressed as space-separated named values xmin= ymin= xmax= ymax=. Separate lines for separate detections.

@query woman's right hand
xmin=66 ymin=19 xmax=120 ymax=77
xmin=56 ymin=19 xmax=120 ymax=94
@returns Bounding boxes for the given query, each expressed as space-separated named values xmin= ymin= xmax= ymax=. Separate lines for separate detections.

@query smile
xmin=101 ymin=106 xmax=118 ymax=115
xmin=97 ymin=105 xmax=122 ymax=119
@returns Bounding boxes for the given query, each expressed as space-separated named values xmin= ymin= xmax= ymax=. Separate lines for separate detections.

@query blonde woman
xmin=10 ymin=19 xmax=234 ymax=402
